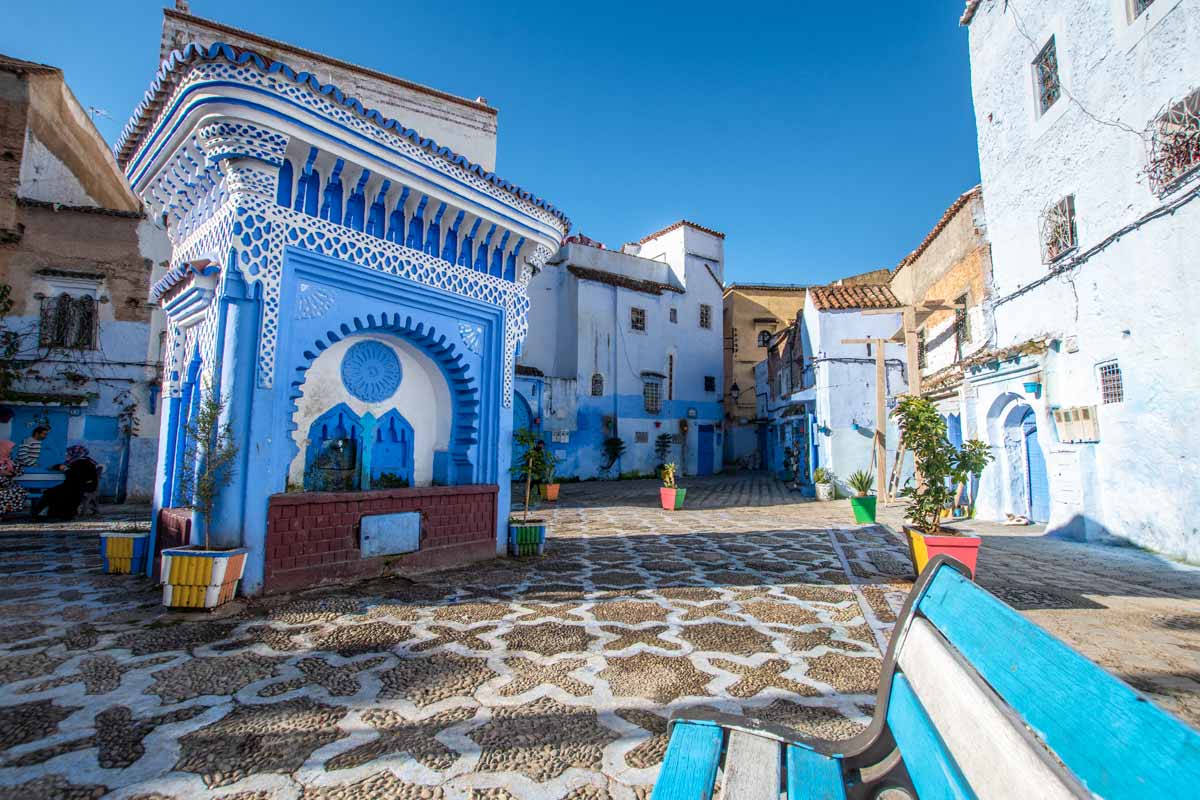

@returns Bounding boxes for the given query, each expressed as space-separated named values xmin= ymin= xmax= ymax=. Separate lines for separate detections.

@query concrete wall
xmin=160 ymin=9 xmax=499 ymax=171
xmin=966 ymin=0 xmax=1200 ymax=560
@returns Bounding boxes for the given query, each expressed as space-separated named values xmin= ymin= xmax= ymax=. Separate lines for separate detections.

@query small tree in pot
xmin=162 ymin=385 xmax=247 ymax=609
xmin=895 ymin=395 xmax=993 ymax=578
xmin=509 ymin=428 xmax=551 ymax=556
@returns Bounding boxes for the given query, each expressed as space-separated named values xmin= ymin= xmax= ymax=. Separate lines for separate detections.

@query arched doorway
xmin=511 ymin=391 xmax=538 ymax=471
xmin=1022 ymin=409 xmax=1050 ymax=522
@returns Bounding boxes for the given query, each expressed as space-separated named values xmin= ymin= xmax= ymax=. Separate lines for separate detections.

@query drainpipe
xmin=612 ymin=284 xmax=621 ymax=475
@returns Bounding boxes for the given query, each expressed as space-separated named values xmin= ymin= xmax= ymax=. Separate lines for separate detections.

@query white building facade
xmin=962 ymin=0 xmax=1200 ymax=560
xmin=516 ymin=222 xmax=726 ymax=479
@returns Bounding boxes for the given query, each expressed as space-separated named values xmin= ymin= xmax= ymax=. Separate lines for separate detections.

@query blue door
xmin=1023 ymin=410 xmax=1050 ymax=522
xmin=697 ymin=425 xmax=714 ymax=476
xmin=756 ymin=425 xmax=768 ymax=470
xmin=512 ymin=392 xmax=537 ymax=471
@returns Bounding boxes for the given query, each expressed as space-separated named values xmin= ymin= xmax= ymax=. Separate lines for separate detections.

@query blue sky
xmin=1 ymin=1 xmax=981 ymax=285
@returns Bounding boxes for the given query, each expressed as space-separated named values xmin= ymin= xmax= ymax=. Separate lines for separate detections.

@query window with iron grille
xmin=917 ymin=330 xmax=927 ymax=370
xmin=699 ymin=304 xmax=712 ymax=329
xmin=1034 ymin=36 xmax=1061 ymax=115
xmin=757 ymin=330 xmax=771 ymax=347
xmin=634 ymin=431 xmax=649 ymax=443
xmin=1129 ymin=0 xmax=1156 ymax=20
xmin=1040 ymin=195 xmax=1078 ymax=263
xmin=704 ymin=375 xmax=716 ymax=392
xmin=630 ymin=307 xmax=646 ymax=331
xmin=591 ymin=373 xmax=604 ymax=396
xmin=1146 ymin=88 xmax=1200 ymax=197
xmin=1097 ymin=361 xmax=1124 ymax=404
xmin=643 ymin=380 xmax=662 ymax=414
xmin=954 ymin=293 xmax=970 ymax=359
xmin=669 ymin=308 xmax=678 ymax=323
xmin=39 ymin=292 xmax=97 ymax=349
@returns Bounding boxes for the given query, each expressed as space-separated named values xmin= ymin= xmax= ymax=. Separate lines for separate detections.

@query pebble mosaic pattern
xmin=0 ymin=484 xmax=910 ymax=798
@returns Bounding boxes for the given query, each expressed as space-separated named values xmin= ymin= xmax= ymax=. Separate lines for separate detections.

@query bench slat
xmin=898 ymin=617 xmax=1085 ymax=799
xmin=652 ymin=721 xmax=724 ymax=800
xmin=919 ymin=567 xmax=1200 ymax=799
xmin=720 ymin=730 xmax=780 ymax=800
xmin=786 ymin=745 xmax=845 ymax=800
xmin=887 ymin=674 xmax=975 ymax=800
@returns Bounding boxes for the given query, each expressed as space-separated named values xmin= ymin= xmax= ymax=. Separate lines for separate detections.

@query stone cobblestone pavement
xmin=0 ymin=475 xmax=1197 ymax=798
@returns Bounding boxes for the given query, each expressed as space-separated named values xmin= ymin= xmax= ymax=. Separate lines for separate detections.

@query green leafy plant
xmin=661 ymin=462 xmax=677 ymax=489
xmin=539 ymin=447 xmax=561 ymax=484
xmin=895 ymin=395 xmax=994 ymax=534
xmin=177 ymin=384 xmax=239 ymax=549
xmin=511 ymin=428 xmax=551 ymax=523
xmin=373 ymin=471 xmax=410 ymax=489
xmin=847 ymin=469 xmax=874 ymax=497
xmin=602 ymin=436 xmax=626 ymax=471
xmin=654 ymin=433 xmax=674 ymax=464
xmin=956 ymin=439 xmax=993 ymax=517
xmin=813 ymin=467 xmax=833 ymax=485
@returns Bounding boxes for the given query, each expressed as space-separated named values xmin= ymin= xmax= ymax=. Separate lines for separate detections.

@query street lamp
xmin=729 ymin=382 xmax=741 ymax=403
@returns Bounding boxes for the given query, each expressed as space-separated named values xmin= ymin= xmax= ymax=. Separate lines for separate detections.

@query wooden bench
xmin=651 ymin=555 xmax=1200 ymax=800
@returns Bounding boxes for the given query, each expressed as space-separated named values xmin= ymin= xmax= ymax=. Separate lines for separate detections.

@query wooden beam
xmin=841 ymin=337 xmax=892 ymax=503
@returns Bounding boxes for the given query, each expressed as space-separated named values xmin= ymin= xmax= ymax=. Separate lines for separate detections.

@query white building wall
xmin=966 ymin=0 xmax=1200 ymax=560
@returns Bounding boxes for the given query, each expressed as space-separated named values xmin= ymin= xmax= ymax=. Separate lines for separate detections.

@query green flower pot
xmin=850 ymin=496 xmax=877 ymax=523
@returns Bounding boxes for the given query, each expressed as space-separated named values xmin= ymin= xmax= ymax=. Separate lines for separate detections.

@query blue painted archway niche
xmin=280 ymin=248 xmax=506 ymax=490
xmin=290 ymin=335 xmax=445 ymax=491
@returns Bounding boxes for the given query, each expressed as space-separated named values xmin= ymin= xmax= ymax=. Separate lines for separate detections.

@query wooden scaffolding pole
xmin=842 ymin=336 xmax=899 ymax=503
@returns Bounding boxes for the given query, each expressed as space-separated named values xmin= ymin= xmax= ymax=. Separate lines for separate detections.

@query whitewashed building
xmin=516 ymin=222 xmax=726 ymax=479
xmin=960 ymin=0 xmax=1200 ymax=560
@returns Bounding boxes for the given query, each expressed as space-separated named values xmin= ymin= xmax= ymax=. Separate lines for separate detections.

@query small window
xmin=643 ymin=380 xmax=662 ymax=414
xmin=1098 ymin=361 xmax=1124 ymax=404
xmin=1040 ymin=195 xmax=1078 ymax=263
xmin=634 ymin=431 xmax=649 ymax=444
xmin=757 ymin=330 xmax=771 ymax=347
xmin=1146 ymin=87 xmax=1200 ymax=196
xmin=699 ymin=304 xmax=712 ymax=329
xmin=1129 ymin=0 xmax=1156 ymax=20
xmin=630 ymin=307 xmax=646 ymax=331
xmin=40 ymin=292 xmax=97 ymax=350
xmin=704 ymin=375 xmax=717 ymax=392
xmin=917 ymin=330 xmax=927 ymax=370
xmin=669 ymin=308 xmax=677 ymax=323
xmin=591 ymin=373 xmax=604 ymax=396
xmin=1033 ymin=36 xmax=1061 ymax=115
xmin=667 ymin=355 xmax=675 ymax=401
xmin=730 ymin=326 xmax=738 ymax=355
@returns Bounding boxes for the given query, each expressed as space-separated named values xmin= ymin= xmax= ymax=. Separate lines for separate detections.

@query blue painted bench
xmin=651 ymin=555 xmax=1200 ymax=800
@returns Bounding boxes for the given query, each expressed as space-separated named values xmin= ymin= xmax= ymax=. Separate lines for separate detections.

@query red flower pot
xmin=660 ymin=487 xmax=687 ymax=510
xmin=905 ymin=526 xmax=982 ymax=579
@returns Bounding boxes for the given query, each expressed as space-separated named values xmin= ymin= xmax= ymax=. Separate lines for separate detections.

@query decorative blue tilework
xmin=340 ymin=340 xmax=401 ymax=402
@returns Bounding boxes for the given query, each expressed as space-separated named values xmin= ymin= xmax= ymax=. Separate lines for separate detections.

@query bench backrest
xmin=891 ymin=563 xmax=1200 ymax=799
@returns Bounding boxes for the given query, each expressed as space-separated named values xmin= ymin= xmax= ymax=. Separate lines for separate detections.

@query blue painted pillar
xmin=475 ymin=224 xmax=497 ymax=272
xmin=459 ymin=218 xmax=482 ymax=269
xmin=406 ymin=196 xmax=428 ymax=250
xmin=208 ymin=272 xmax=259 ymax=550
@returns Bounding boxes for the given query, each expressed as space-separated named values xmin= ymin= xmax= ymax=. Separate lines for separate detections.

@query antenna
xmin=88 ymin=106 xmax=113 ymax=123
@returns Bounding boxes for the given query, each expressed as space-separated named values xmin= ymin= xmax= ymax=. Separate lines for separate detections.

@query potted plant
xmin=813 ymin=467 xmax=835 ymax=501
xmin=161 ymin=387 xmax=247 ymax=609
xmin=509 ymin=428 xmax=549 ymax=556
xmin=847 ymin=469 xmax=877 ymax=523
xmin=541 ymin=447 xmax=562 ymax=502
xmin=659 ymin=462 xmax=686 ymax=510
xmin=654 ymin=432 xmax=674 ymax=479
xmin=101 ymin=532 xmax=151 ymax=575
xmin=895 ymin=395 xmax=994 ymax=579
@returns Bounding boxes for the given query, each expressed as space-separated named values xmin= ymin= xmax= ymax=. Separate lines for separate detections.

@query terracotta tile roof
xmin=807 ymin=284 xmax=899 ymax=311
xmin=515 ymin=364 xmax=544 ymax=377
xmin=638 ymin=220 xmax=725 ymax=244
xmin=0 ymin=54 xmax=60 ymax=74
xmin=892 ymin=186 xmax=982 ymax=276
xmin=566 ymin=266 xmax=683 ymax=296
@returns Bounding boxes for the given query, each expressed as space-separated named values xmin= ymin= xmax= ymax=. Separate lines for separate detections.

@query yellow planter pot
xmin=160 ymin=546 xmax=248 ymax=609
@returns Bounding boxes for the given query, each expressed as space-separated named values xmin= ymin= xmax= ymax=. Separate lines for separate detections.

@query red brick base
xmin=154 ymin=507 xmax=192 ymax=581
xmin=262 ymin=484 xmax=498 ymax=595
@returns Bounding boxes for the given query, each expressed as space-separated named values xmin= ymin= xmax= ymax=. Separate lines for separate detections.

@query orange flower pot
xmin=905 ymin=526 xmax=981 ymax=579
xmin=542 ymin=483 xmax=560 ymax=501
